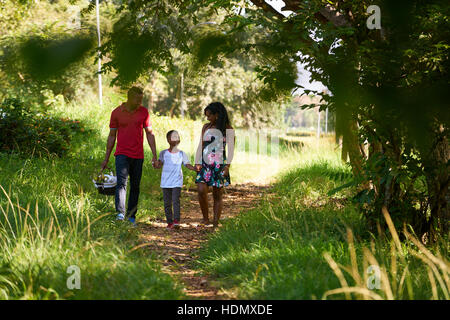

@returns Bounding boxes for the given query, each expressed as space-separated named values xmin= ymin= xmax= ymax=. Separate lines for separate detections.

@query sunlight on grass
xmin=0 ymin=182 xmax=183 ymax=299
xmin=1 ymin=89 xmax=318 ymax=299
xmin=196 ymin=154 xmax=449 ymax=300
xmin=7 ymin=88 xmax=443 ymax=301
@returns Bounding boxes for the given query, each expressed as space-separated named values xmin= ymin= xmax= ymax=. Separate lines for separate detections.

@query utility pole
xmin=317 ymin=107 xmax=321 ymax=139
xmin=95 ymin=0 xmax=103 ymax=106
xmin=180 ymin=71 xmax=185 ymax=118
xmin=325 ymin=107 xmax=328 ymax=134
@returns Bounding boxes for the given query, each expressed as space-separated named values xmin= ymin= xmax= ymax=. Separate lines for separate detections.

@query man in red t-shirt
xmin=101 ymin=86 xmax=157 ymax=224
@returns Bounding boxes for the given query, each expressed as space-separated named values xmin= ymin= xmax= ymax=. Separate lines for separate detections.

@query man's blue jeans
xmin=115 ymin=155 xmax=144 ymax=219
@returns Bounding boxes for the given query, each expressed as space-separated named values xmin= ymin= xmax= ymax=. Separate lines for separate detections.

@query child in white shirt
xmin=156 ymin=130 xmax=196 ymax=229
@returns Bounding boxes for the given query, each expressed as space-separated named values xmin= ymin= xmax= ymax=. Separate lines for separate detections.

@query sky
xmin=265 ymin=0 xmax=328 ymax=95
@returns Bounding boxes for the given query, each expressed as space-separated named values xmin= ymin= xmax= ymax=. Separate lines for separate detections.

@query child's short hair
xmin=166 ymin=130 xmax=179 ymax=141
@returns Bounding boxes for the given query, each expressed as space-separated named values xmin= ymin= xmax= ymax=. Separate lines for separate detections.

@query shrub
xmin=0 ymin=97 xmax=89 ymax=157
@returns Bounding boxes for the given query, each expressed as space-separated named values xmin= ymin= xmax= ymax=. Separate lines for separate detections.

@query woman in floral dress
xmin=195 ymin=102 xmax=235 ymax=228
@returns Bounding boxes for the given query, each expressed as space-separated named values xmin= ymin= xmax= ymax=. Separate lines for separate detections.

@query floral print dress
xmin=195 ymin=127 xmax=231 ymax=188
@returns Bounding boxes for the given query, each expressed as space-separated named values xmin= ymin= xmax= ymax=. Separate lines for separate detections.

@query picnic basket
xmin=93 ymin=168 xmax=117 ymax=196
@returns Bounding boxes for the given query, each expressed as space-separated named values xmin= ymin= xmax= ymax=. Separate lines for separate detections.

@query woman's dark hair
xmin=204 ymin=102 xmax=230 ymax=136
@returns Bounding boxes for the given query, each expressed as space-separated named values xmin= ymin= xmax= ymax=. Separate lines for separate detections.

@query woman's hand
xmin=185 ymin=164 xmax=197 ymax=171
xmin=195 ymin=164 xmax=202 ymax=172
xmin=222 ymin=165 xmax=230 ymax=177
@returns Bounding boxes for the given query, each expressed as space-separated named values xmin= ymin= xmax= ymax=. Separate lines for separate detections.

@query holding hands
xmin=221 ymin=165 xmax=230 ymax=177
xmin=151 ymin=155 xmax=158 ymax=169
xmin=185 ymin=163 xmax=198 ymax=172
xmin=153 ymin=159 xmax=163 ymax=169
xmin=155 ymin=158 xmax=197 ymax=172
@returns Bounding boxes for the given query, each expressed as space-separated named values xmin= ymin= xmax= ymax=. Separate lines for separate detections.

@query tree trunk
xmin=423 ymin=126 xmax=449 ymax=239
xmin=345 ymin=120 xmax=365 ymax=177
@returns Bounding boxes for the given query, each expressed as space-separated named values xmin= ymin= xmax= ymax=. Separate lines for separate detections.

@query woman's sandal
xmin=197 ymin=221 xmax=210 ymax=228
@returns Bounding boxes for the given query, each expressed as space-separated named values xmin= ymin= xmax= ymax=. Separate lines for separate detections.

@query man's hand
xmin=101 ymin=159 xmax=109 ymax=171
xmin=145 ymin=128 xmax=158 ymax=167
xmin=153 ymin=160 xmax=162 ymax=169
xmin=151 ymin=155 xmax=158 ymax=168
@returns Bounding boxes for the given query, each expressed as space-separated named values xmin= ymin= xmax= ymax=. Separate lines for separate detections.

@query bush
xmin=0 ymin=98 xmax=89 ymax=157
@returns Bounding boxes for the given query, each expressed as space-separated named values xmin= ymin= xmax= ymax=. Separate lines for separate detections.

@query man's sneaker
xmin=173 ymin=220 xmax=180 ymax=229
xmin=116 ymin=213 xmax=125 ymax=221
xmin=128 ymin=217 xmax=136 ymax=225
xmin=167 ymin=222 xmax=174 ymax=229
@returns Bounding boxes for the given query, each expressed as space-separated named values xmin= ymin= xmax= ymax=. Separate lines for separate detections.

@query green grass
xmin=3 ymin=90 xmax=447 ymax=300
xmin=0 ymin=89 xmax=306 ymax=299
xmin=0 ymin=152 xmax=184 ymax=299
xmin=0 ymin=90 xmax=201 ymax=299
xmin=195 ymin=141 xmax=449 ymax=300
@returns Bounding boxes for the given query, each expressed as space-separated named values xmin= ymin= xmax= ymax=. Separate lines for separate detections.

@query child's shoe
xmin=173 ymin=220 xmax=180 ymax=229
xmin=116 ymin=213 xmax=125 ymax=220
xmin=167 ymin=222 xmax=174 ymax=229
xmin=128 ymin=217 xmax=136 ymax=226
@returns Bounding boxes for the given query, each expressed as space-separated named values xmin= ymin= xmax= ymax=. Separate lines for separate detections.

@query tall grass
xmin=0 ymin=181 xmax=183 ymax=299
xmin=0 ymin=90 xmax=199 ymax=299
xmin=195 ymin=136 xmax=449 ymax=299
xmin=5 ymin=89 xmax=444 ymax=300
xmin=322 ymin=208 xmax=449 ymax=300
xmin=1 ymin=88 xmax=303 ymax=299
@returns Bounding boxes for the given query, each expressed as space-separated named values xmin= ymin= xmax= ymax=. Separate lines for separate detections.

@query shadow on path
xmin=138 ymin=183 xmax=273 ymax=299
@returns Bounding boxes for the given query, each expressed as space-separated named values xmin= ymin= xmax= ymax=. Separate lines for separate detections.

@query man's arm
xmin=101 ymin=129 xmax=117 ymax=171
xmin=145 ymin=127 xmax=157 ymax=166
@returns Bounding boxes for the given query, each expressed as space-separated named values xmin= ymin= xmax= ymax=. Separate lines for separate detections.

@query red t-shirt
xmin=109 ymin=104 xmax=151 ymax=159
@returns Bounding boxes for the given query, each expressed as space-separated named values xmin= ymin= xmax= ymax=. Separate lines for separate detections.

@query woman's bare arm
xmin=226 ymin=125 xmax=235 ymax=166
xmin=195 ymin=124 xmax=208 ymax=165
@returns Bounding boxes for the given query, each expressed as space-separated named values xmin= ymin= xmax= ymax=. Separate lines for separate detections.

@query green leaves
xmin=0 ymin=98 xmax=90 ymax=157
xmin=19 ymin=35 xmax=95 ymax=81
xmin=254 ymin=60 xmax=298 ymax=101
xmin=193 ymin=32 xmax=232 ymax=65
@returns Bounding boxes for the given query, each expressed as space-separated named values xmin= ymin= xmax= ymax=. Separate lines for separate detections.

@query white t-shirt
xmin=159 ymin=149 xmax=190 ymax=188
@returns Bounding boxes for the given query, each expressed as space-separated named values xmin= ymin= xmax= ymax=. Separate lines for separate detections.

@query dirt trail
xmin=137 ymin=183 xmax=272 ymax=299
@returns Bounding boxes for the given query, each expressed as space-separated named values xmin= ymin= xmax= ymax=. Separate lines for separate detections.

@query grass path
xmin=136 ymin=183 xmax=273 ymax=299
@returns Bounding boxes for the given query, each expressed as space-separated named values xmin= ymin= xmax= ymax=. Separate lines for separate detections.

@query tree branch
xmin=318 ymin=4 xmax=351 ymax=27
xmin=280 ymin=0 xmax=351 ymax=27
xmin=249 ymin=0 xmax=287 ymax=19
